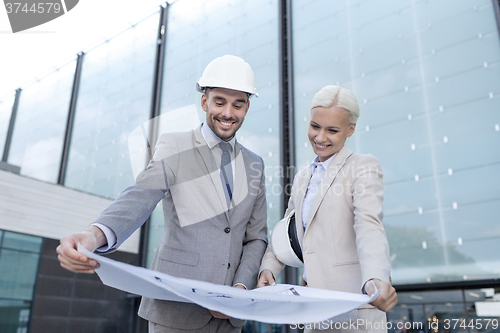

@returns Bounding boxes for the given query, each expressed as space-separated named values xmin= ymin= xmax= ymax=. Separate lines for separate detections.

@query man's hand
xmin=56 ymin=226 xmax=107 ymax=274
xmin=209 ymin=284 xmax=246 ymax=319
xmin=257 ymin=269 xmax=276 ymax=288
xmin=365 ymin=279 xmax=398 ymax=312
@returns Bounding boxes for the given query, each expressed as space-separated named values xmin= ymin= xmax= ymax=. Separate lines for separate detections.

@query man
xmin=57 ymin=55 xmax=268 ymax=333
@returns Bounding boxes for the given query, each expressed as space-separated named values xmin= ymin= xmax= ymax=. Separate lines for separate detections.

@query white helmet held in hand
xmin=271 ymin=210 xmax=304 ymax=268
xmin=196 ymin=55 xmax=258 ymax=98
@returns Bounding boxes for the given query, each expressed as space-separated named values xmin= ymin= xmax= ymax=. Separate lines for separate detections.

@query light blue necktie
xmin=219 ymin=142 xmax=233 ymax=208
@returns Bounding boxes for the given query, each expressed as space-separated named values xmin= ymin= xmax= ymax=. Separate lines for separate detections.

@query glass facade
xmin=0 ymin=230 xmax=42 ymax=333
xmin=291 ymin=0 xmax=500 ymax=285
xmin=6 ymin=60 xmax=76 ymax=183
xmin=64 ymin=11 xmax=160 ymax=199
xmin=0 ymin=94 xmax=15 ymax=158
xmin=0 ymin=0 xmax=499 ymax=332
xmin=147 ymin=0 xmax=281 ymax=266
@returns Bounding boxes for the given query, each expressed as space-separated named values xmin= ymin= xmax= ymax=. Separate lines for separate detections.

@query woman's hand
xmin=365 ymin=279 xmax=398 ymax=312
xmin=257 ymin=269 xmax=276 ymax=288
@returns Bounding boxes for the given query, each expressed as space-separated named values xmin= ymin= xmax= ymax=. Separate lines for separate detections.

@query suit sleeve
xmin=232 ymin=157 xmax=268 ymax=289
xmin=351 ymin=156 xmax=391 ymax=289
xmin=92 ymin=134 xmax=177 ymax=252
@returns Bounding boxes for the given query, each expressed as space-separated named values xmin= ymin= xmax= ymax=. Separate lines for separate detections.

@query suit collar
xmin=308 ymin=152 xmax=336 ymax=175
xmin=193 ymin=125 xmax=245 ymax=221
xmin=328 ymin=145 xmax=353 ymax=167
xmin=194 ymin=124 xmax=205 ymax=145
xmin=301 ymin=145 xmax=354 ymax=233
xmin=200 ymin=123 xmax=236 ymax=150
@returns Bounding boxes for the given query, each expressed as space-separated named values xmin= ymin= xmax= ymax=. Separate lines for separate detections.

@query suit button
xmin=227 ymin=263 xmax=231 ymax=269
xmin=224 ymin=227 xmax=230 ymax=234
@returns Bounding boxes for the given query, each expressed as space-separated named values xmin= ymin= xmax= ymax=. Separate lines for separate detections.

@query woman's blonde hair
xmin=309 ymin=85 xmax=359 ymax=125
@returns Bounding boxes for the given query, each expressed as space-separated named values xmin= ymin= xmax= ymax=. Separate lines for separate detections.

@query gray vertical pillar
xmin=58 ymin=52 xmax=84 ymax=185
xmin=279 ymin=0 xmax=297 ymax=285
xmin=2 ymin=88 xmax=21 ymax=163
xmin=279 ymin=1 xmax=299 ymax=332
xmin=135 ymin=6 xmax=170 ymax=333
xmin=148 ymin=3 xmax=169 ymax=148
xmin=493 ymin=0 xmax=500 ymax=37
xmin=138 ymin=3 xmax=169 ymax=270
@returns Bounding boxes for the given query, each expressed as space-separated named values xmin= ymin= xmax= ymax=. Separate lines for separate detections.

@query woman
xmin=258 ymin=85 xmax=397 ymax=332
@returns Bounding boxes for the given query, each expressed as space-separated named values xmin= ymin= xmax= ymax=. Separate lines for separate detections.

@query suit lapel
xmin=304 ymin=146 xmax=353 ymax=235
xmin=193 ymin=126 xmax=229 ymax=220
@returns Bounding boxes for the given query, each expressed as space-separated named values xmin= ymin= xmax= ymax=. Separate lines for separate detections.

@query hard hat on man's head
xmin=196 ymin=55 xmax=258 ymax=98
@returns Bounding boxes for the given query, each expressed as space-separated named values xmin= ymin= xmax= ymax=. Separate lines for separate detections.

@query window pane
xmin=0 ymin=300 xmax=31 ymax=333
xmin=292 ymin=0 xmax=500 ymax=284
xmin=0 ymin=249 xmax=40 ymax=300
xmin=2 ymin=232 xmax=42 ymax=253
xmin=64 ymin=12 xmax=160 ymax=199
xmin=7 ymin=60 xmax=76 ymax=183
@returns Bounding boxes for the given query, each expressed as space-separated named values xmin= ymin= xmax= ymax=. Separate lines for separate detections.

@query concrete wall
xmin=29 ymin=238 xmax=143 ymax=333
xmin=0 ymin=169 xmax=140 ymax=254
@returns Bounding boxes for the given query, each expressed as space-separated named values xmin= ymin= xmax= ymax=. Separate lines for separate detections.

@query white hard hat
xmin=271 ymin=210 xmax=304 ymax=268
xmin=196 ymin=55 xmax=258 ymax=98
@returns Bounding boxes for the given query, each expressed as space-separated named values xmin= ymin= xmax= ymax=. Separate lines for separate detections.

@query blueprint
xmin=78 ymin=244 xmax=378 ymax=324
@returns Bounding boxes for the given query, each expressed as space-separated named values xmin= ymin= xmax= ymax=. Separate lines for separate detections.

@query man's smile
xmin=217 ymin=118 xmax=236 ymax=129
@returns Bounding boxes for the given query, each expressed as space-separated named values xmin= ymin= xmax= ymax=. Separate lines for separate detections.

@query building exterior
xmin=1 ymin=0 xmax=500 ymax=332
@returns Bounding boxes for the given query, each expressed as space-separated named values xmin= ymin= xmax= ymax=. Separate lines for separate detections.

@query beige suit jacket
xmin=261 ymin=145 xmax=391 ymax=303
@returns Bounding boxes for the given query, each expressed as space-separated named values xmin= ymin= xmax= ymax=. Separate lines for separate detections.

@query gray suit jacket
xmin=95 ymin=125 xmax=268 ymax=329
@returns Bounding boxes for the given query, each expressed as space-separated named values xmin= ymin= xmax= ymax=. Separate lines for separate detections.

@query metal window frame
xmin=394 ymin=278 xmax=500 ymax=292
xmin=134 ymin=5 xmax=169 ymax=333
xmin=494 ymin=0 xmax=500 ymax=36
xmin=2 ymin=88 xmax=21 ymax=162
xmin=279 ymin=0 xmax=299 ymax=293
xmin=58 ymin=52 xmax=84 ymax=185
xmin=138 ymin=3 xmax=169 ymax=270
xmin=26 ymin=237 xmax=44 ymax=333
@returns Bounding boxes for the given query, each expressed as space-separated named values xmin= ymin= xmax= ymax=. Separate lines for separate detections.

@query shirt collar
xmin=201 ymin=123 xmax=236 ymax=150
xmin=310 ymin=153 xmax=336 ymax=172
